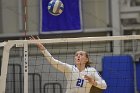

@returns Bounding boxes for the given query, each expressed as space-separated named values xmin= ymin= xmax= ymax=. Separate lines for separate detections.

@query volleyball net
xmin=0 ymin=35 xmax=140 ymax=93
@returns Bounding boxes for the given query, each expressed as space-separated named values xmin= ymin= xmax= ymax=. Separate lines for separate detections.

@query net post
xmin=24 ymin=42 xmax=28 ymax=93
xmin=0 ymin=42 xmax=14 ymax=93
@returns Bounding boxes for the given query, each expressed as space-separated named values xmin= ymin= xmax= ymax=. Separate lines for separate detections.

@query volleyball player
xmin=30 ymin=36 xmax=107 ymax=93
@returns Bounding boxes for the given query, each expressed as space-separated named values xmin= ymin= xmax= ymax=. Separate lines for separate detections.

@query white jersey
xmin=42 ymin=50 xmax=107 ymax=93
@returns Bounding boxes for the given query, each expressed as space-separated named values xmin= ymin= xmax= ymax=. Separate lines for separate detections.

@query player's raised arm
xmin=29 ymin=36 xmax=71 ymax=72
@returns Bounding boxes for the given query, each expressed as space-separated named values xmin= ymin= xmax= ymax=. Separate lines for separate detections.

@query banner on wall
xmin=40 ymin=0 xmax=82 ymax=34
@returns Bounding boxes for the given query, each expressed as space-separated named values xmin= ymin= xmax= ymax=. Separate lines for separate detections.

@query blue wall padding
xmin=136 ymin=62 xmax=140 ymax=91
xmin=102 ymin=55 xmax=134 ymax=93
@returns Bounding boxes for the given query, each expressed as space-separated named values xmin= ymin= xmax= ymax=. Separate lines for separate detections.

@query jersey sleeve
xmin=91 ymin=68 xmax=107 ymax=89
xmin=41 ymin=49 xmax=71 ymax=73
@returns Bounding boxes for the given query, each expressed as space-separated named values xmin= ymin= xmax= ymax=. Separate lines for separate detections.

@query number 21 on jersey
xmin=76 ymin=78 xmax=84 ymax=87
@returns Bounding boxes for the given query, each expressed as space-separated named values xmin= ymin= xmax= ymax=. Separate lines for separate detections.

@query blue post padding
xmin=136 ymin=62 xmax=140 ymax=91
xmin=102 ymin=55 xmax=134 ymax=93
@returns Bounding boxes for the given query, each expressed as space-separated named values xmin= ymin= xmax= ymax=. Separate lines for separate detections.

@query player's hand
xmin=29 ymin=36 xmax=46 ymax=51
xmin=84 ymin=75 xmax=97 ymax=86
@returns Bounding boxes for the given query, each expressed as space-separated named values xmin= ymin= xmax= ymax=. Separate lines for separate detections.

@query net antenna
xmin=23 ymin=0 xmax=28 ymax=39
xmin=0 ymin=35 xmax=140 ymax=93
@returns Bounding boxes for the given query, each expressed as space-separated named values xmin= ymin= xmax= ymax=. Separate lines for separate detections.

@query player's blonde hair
xmin=84 ymin=51 xmax=91 ymax=67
